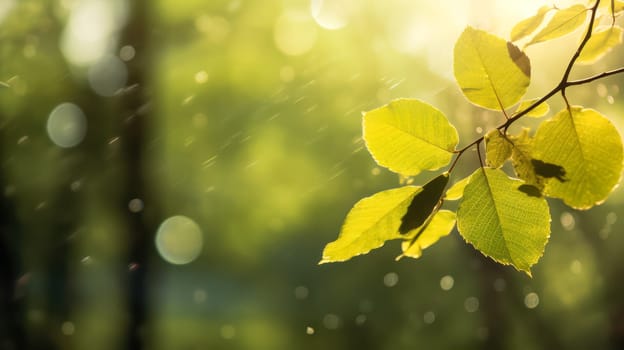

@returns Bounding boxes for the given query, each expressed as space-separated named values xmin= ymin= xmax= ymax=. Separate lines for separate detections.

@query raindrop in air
xmin=47 ymin=102 xmax=87 ymax=148
xmin=323 ymin=313 xmax=341 ymax=330
xmin=119 ymin=45 xmax=135 ymax=61
xmin=306 ymin=326 xmax=315 ymax=335
xmin=155 ymin=215 xmax=203 ymax=265
xmin=128 ymin=198 xmax=144 ymax=213
xmin=560 ymin=212 xmax=575 ymax=231
xmin=423 ymin=311 xmax=435 ymax=324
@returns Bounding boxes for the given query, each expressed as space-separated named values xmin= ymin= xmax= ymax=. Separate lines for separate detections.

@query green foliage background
xmin=1 ymin=0 xmax=624 ymax=349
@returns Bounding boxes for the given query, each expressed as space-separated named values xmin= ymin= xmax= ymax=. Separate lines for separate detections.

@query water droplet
xmin=423 ymin=311 xmax=435 ymax=324
xmin=464 ymin=297 xmax=479 ymax=312
xmin=475 ymin=126 xmax=483 ymax=134
xmin=155 ymin=216 xmax=203 ymax=265
xmin=61 ymin=321 xmax=75 ymax=336
xmin=294 ymin=285 xmax=309 ymax=300
xmin=81 ymin=256 xmax=92 ymax=265
xmin=440 ymin=275 xmax=454 ymax=291
xmin=128 ymin=198 xmax=144 ymax=213
xmin=607 ymin=95 xmax=615 ymax=104
xmin=47 ymin=103 xmax=87 ymax=148
xmin=119 ymin=45 xmax=135 ymax=61
xmin=323 ymin=313 xmax=341 ymax=330
xmin=524 ymin=292 xmax=539 ymax=309
xmin=306 ymin=326 xmax=315 ymax=335
xmin=371 ymin=167 xmax=381 ymax=176
xmin=383 ymin=272 xmax=399 ymax=287
xmin=560 ymin=212 xmax=575 ymax=231
xmin=220 ymin=324 xmax=236 ymax=339
xmin=17 ymin=135 xmax=29 ymax=145
xmin=570 ymin=260 xmax=582 ymax=275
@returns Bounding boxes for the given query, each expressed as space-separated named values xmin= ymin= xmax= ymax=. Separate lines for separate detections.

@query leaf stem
xmin=448 ymin=0 xmax=624 ymax=175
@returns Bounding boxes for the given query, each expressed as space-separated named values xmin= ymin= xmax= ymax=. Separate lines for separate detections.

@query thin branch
xmin=447 ymin=0 xmax=624 ymax=175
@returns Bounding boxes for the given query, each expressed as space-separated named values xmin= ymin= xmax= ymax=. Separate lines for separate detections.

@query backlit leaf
xmin=511 ymin=5 xmax=552 ymax=42
xmin=454 ymin=27 xmax=531 ymax=111
xmin=485 ymin=129 xmax=512 ymax=168
xmin=398 ymin=210 xmax=456 ymax=260
xmin=509 ymin=129 xmax=544 ymax=190
xmin=400 ymin=173 xmax=449 ymax=234
xmin=599 ymin=0 xmax=624 ymax=14
xmin=532 ymin=107 xmax=624 ymax=209
xmin=363 ymin=99 xmax=459 ymax=176
xmin=577 ymin=26 xmax=623 ymax=64
xmin=320 ymin=186 xmax=420 ymax=263
xmin=526 ymin=4 xmax=588 ymax=46
xmin=515 ymin=98 xmax=550 ymax=118
xmin=445 ymin=176 xmax=471 ymax=201
xmin=457 ymin=168 xmax=551 ymax=275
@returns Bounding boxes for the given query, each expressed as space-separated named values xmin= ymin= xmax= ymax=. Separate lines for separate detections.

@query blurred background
xmin=1 ymin=0 xmax=623 ymax=349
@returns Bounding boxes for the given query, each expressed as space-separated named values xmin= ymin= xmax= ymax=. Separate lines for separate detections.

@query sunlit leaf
xmin=320 ymin=186 xmax=420 ymax=263
xmin=526 ymin=4 xmax=588 ymax=46
xmin=457 ymin=168 xmax=551 ymax=275
xmin=532 ymin=107 xmax=624 ymax=209
xmin=398 ymin=210 xmax=456 ymax=260
xmin=599 ymin=0 xmax=624 ymax=14
xmin=577 ymin=26 xmax=623 ymax=64
xmin=511 ymin=5 xmax=552 ymax=42
xmin=445 ymin=176 xmax=471 ymax=201
xmin=485 ymin=129 xmax=512 ymax=168
xmin=454 ymin=27 xmax=531 ymax=111
xmin=363 ymin=99 xmax=459 ymax=176
xmin=509 ymin=128 xmax=544 ymax=190
xmin=400 ymin=173 xmax=448 ymax=234
xmin=515 ymin=98 xmax=550 ymax=118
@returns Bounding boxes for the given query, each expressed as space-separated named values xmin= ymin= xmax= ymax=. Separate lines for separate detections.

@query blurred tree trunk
xmin=118 ymin=1 xmax=155 ymax=349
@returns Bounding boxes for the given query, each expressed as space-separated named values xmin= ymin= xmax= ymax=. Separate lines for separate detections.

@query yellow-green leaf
xmin=398 ymin=210 xmax=456 ymax=260
xmin=457 ymin=168 xmax=551 ymax=275
xmin=515 ymin=98 xmax=550 ymax=118
xmin=532 ymin=107 xmax=624 ymax=209
xmin=400 ymin=173 xmax=448 ymax=234
xmin=445 ymin=176 xmax=471 ymax=201
xmin=320 ymin=186 xmax=420 ymax=263
xmin=526 ymin=4 xmax=588 ymax=46
xmin=363 ymin=99 xmax=459 ymax=176
xmin=511 ymin=5 xmax=553 ymax=42
xmin=485 ymin=129 xmax=512 ymax=168
xmin=599 ymin=0 xmax=624 ymax=14
xmin=577 ymin=26 xmax=623 ymax=64
xmin=509 ymin=128 xmax=544 ymax=189
xmin=454 ymin=27 xmax=531 ymax=111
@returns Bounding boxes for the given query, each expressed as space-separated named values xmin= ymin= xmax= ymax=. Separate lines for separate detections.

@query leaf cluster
xmin=321 ymin=0 xmax=624 ymax=275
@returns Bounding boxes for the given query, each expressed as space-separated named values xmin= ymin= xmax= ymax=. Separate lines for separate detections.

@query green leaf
xmin=485 ymin=129 xmax=512 ymax=168
xmin=515 ymin=98 xmax=550 ymax=118
xmin=398 ymin=210 xmax=456 ymax=260
xmin=577 ymin=26 xmax=623 ymax=65
xmin=320 ymin=186 xmax=420 ymax=263
xmin=511 ymin=5 xmax=552 ymax=42
xmin=445 ymin=176 xmax=471 ymax=201
xmin=526 ymin=4 xmax=588 ymax=46
xmin=400 ymin=173 xmax=449 ymax=234
xmin=532 ymin=107 xmax=624 ymax=209
xmin=454 ymin=27 xmax=531 ymax=111
xmin=363 ymin=99 xmax=459 ymax=176
xmin=509 ymin=128 xmax=544 ymax=190
xmin=457 ymin=168 xmax=551 ymax=275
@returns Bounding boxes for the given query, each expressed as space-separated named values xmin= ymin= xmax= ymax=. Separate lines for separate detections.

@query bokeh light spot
xmin=47 ymin=102 xmax=87 ymax=148
xmin=310 ymin=0 xmax=352 ymax=30
xmin=88 ymin=55 xmax=128 ymax=96
xmin=440 ymin=275 xmax=454 ymax=291
xmin=274 ymin=10 xmax=317 ymax=56
xmin=524 ymin=292 xmax=539 ymax=309
xmin=155 ymin=215 xmax=203 ymax=265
